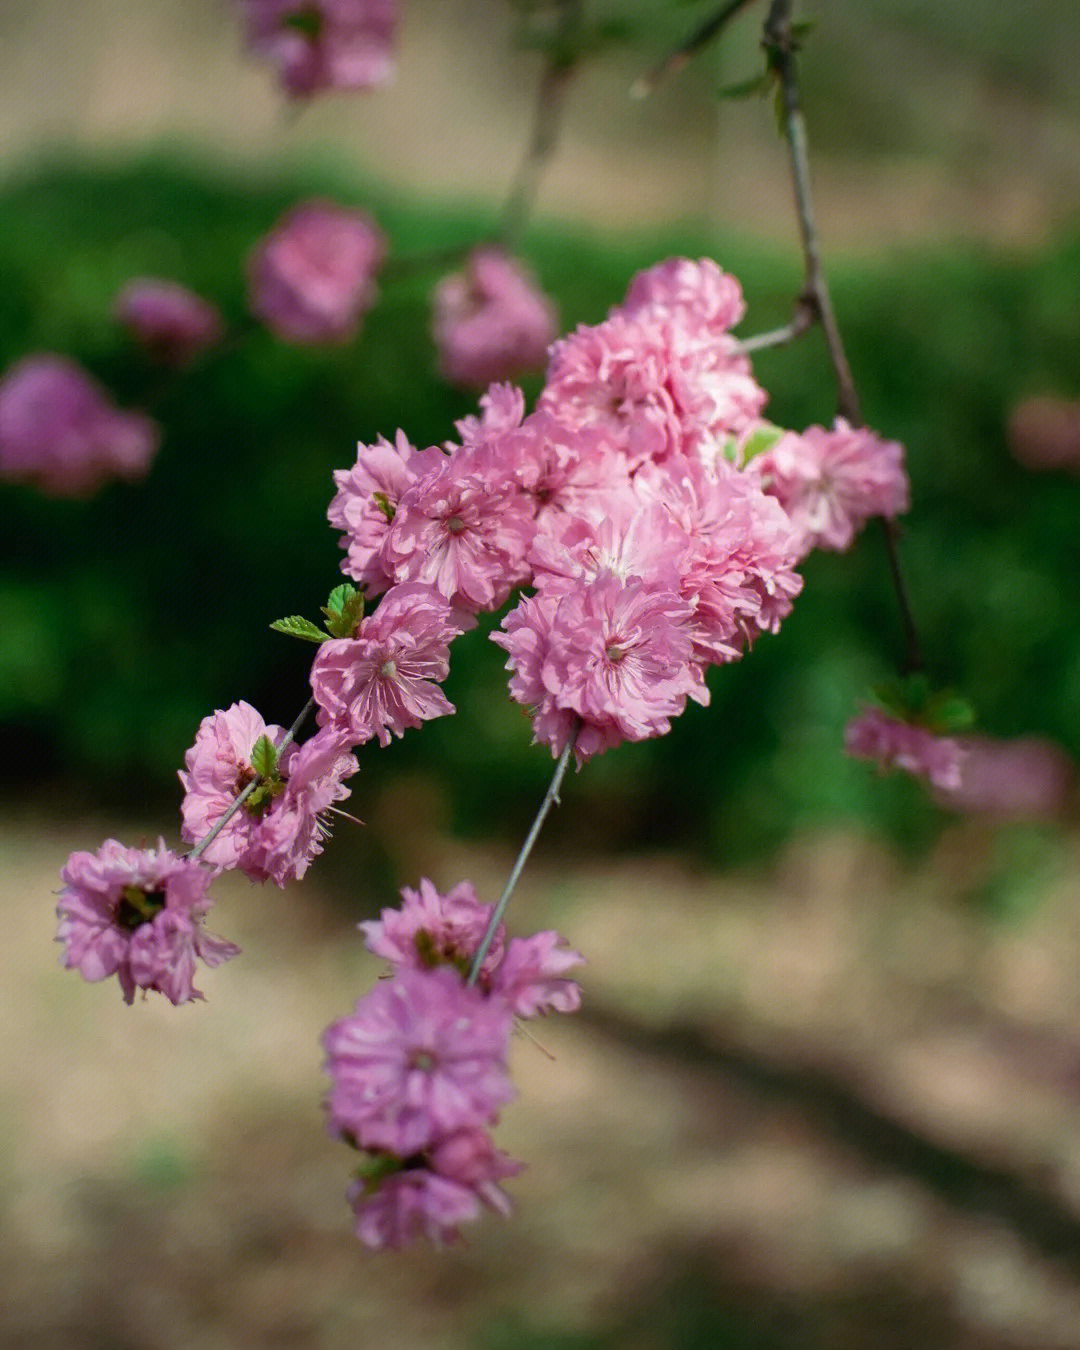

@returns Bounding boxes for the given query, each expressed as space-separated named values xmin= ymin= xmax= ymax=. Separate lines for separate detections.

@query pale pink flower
xmin=328 ymin=431 xmax=444 ymax=592
xmin=0 ymin=355 xmax=159 ymax=496
xmin=248 ymin=200 xmax=385 ymax=344
xmin=491 ymin=932 xmax=584 ymax=1018
xmin=750 ymin=419 xmax=909 ymax=558
xmin=454 ymin=382 xmax=527 ymax=445
xmin=381 ymin=456 xmax=534 ymax=611
xmin=56 ymin=840 xmax=238 ymax=1004
xmin=619 ymin=257 xmax=746 ymax=336
xmin=433 ymin=249 xmax=558 ymax=389
xmin=348 ymin=1129 xmax=522 ymax=1249
xmin=311 ymin=583 xmax=469 ymax=746
xmin=937 ymin=736 xmax=1075 ymax=818
xmin=323 ymin=965 xmax=515 ymax=1154
xmin=114 ymin=279 xmax=223 ymax=366
xmin=238 ymin=0 xmax=396 ymax=97
xmin=490 ymin=590 xmax=580 ymax=756
xmin=845 ymin=706 xmax=965 ymax=791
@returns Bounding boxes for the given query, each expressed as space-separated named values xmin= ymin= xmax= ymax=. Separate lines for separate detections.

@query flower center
xmin=409 ymin=1050 xmax=436 ymax=1073
xmin=116 ymin=885 xmax=167 ymax=932
xmin=378 ymin=658 xmax=397 ymax=679
xmin=446 ymin=516 xmax=466 ymax=535
xmin=605 ymin=644 xmax=626 ymax=664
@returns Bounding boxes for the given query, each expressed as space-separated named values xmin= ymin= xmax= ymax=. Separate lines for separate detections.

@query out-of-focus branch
xmin=763 ymin=0 xmax=923 ymax=673
xmin=631 ymin=0 xmax=762 ymax=100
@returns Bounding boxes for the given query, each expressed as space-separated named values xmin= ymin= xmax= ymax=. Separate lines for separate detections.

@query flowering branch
xmin=631 ymin=0 xmax=762 ymax=100
xmin=187 ymin=695 xmax=314 ymax=861
xmin=468 ymin=719 xmax=579 ymax=983
xmin=762 ymin=0 xmax=923 ymax=674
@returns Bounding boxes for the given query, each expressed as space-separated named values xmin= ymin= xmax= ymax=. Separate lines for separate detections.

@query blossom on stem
xmin=310 ymin=583 xmax=470 ymax=746
xmin=845 ymin=705 xmax=965 ymax=791
xmin=114 ymin=279 xmax=223 ymax=366
xmin=748 ymin=419 xmax=909 ymax=558
xmin=248 ymin=200 xmax=385 ymax=344
xmin=0 ymin=355 xmax=160 ymax=496
xmin=238 ymin=0 xmax=396 ymax=98
xmin=432 ymin=249 xmax=558 ymax=388
xmin=323 ymin=965 xmax=516 ymax=1155
xmin=56 ymin=840 xmax=238 ymax=1004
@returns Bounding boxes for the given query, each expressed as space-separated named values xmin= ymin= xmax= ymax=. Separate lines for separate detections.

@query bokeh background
xmin=3 ymin=1 xmax=1080 ymax=1346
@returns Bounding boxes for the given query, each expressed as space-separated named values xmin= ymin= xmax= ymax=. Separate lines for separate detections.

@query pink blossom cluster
xmin=323 ymin=877 xmax=582 ymax=1247
xmin=56 ymin=840 xmax=239 ymax=1004
xmin=248 ymin=200 xmax=385 ymax=344
xmin=0 ymin=354 xmax=160 ymax=496
xmin=179 ymin=702 xmax=358 ymax=884
xmin=432 ymin=248 xmax=558 ymax=389
xmin=114 ymin=279 xmax=223 ymax=367
xmin=844 ymin=705 xmax=965 ymax=791
xmin=238 ymin=0 xmax=396 ymax=98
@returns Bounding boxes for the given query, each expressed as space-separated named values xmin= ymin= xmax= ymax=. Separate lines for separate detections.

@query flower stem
xmin=187 ymin=696 xmax=315 ymax=862
xmin=468 ymin=723 xmax=579 ymax=983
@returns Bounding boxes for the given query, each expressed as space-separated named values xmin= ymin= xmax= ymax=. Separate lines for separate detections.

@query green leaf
xmin=371 ymin=491 xmax=395 ymax=522
xmin=924 ymin=692 xmax=977 ymax=734
xmin=718 ymin=71 xmax=771 ymax=101
xmin=249 ymin=734 xmax=278 ymax=780
xmin=322 ymin=583 xmax=365 ymax=639
xmin=282 ymin=9 xmax=322 ymax=41
xmin=270 ymin=615 xmax=330 ymax=644
xmin=739 ymin=422 xmax=785 ymax=462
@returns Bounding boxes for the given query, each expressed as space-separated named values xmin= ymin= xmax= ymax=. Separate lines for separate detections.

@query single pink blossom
xmin=56 ymin=840 xmax=238 ymax=1004
xmin=749 ymin=419 xmax=909 ymax=558
xmin=311 ymin=583 xmax=470 ymax=746
xmin=360 ymin=877 xmax=505 ymax=982
xmin=380 ymin=456 xmax=534 ymax=611
xmin=328 ymin=431 xmax=445 ymax=592
xmin=248 ymin=200 xmax=385 ymax=344
xmin=322 ymin=965 xmax=516 ymax=1155
xmin=454 ymin=382 xmax=527 ymax=445
xmin=433 ymin=249 xmax=558 ymax=389
xmin=937 ymin=736 xmax=1075 ymax=818
xmin=114 ymin=279 xmax=223 ymax=366
xmin=490 ymin=590 xmax=581 ymax=756
xmin=0 ymin=355 xmax=159 ymax=496
xmin=491 ymin=931 xmax=584 ymax=1018
xmin=618 ymin=256 xmax=746 ymax=336
xmin=845 ymin=706 xmax=965 ymax=791
xmin=238 ymin=0 xmax=396 ymax=97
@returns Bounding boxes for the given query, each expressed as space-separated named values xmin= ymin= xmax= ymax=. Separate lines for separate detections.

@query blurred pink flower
xmin=239 ymin=0 xmax=396 ymax=97
xmin=248 ymin=200 xmax=385 ymax=343
xmin=114 ymin=279 xmax=223 ymax=366
xmin=845 ymin=706 xmax=964 ymax=791
xmin=0 ymin=354 xmax=159 ymax=496
xmin=938 ymin=735 xmax=1075 ymax=818
xmin=433 ymin=249 xmax=558 ymax=388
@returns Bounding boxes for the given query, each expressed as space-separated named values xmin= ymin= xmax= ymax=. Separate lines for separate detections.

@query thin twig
xmin=468 ymin=722 xmax=579 ymax=984
xmin=187 ymin=696 xmax=315 ymax=862
xmin=632 ymin=0 xmax=762 ymax=99
xmin=732 ymin=300 xmax=814 ymax=354
xmin=763 ymin=0 xmax=923 ymax=672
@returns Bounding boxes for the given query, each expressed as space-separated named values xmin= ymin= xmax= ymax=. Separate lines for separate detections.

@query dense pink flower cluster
xmin=248 ymin=201 xmax=385 ymax=344
xmin=238 ymin=0 xmax=396 ymax=97
xmin=179 ymin=702 xmax=358 ymax=884
xmin=432 ymin=248 xmax=558 ymax=388
xmin=114 ymin=279 xmax=223 ymax=366
xmin=0 ymin=355 xmax=160 ymax=496
xmin=57 ymin=840 xmax=238 ymax=1004
xmin=323 ymin=877 xmax=582 ymax=1246
xmin=844 ymin=706 xmax=965 ymax=791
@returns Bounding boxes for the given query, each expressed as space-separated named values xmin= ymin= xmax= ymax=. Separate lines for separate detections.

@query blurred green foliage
xmin=1 ymin=159 xmax=1078 ymax=862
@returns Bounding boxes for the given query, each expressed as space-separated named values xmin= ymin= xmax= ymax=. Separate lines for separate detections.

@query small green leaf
xmin=790 ymin=19 xmax=817 ymax=44
xmin=740 ymin=422 xmax=786 ymax=462
xmin=718 ymin=71 xmax=771 ymax=101
xmin=372 ymin=491 xmax=395 ymax=522
xmin=322 ymin=583 xmax=365 ymax=639
xmin=249 ymin=734 xmax=278 ymax=780
xmin=270 ymin=615 xmax=330 ymax=644
xmin=282 ymin=9 xmax=322 ymax=40
xmin=925 ymin=692 xmax=976 ymax=734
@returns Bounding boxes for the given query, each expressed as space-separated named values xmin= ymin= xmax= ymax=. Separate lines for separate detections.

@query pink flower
xmin=619 ymin=256 xmax=746 ymax=336
xmin=328 ymin=431 xmax=445 ymax=593
xmin=0 ymin=355 xmax=159 ymax=496
xmin=56 ymin=840 xmax=238 ymax=1004
xmin=454 ymin=382 xmax=527 ymax=445
xmin=311 ymin=583 xmax=470 ymax=746
xmin=347 ymin=1129 xmax=522 ymax=1249
xmin=381 ymin=455 xmax=534 ymax=611
xmin=749 ymin=419 xmax=909 ymax=558
xmin=433 ymin=249 xmax=558 ymax=389
xmin=248 ymin=200 xmax=385 ymax=344
xmin=238 ymin=0 xmax=396 ymax=98
xmin=490 ymin=590 xmax=580 ymax=755
xmin=937 ymin=736 xmax=1075 ymax=818
xmin=179 ymin=704 xmax=357 ymax=885
xmin=490 ymin=932 xmax=584 ymax=1018
xmin=322 ymin=965 xmax=516 ymax=1154
xmin=845 ymin=706 xmax=965 ymax=791
xmin=114 ymin=279 xmax=223 ymax=366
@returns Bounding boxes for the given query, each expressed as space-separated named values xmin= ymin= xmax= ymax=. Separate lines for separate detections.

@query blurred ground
xmin=0 ymin=0 xmax=1078 ymax=245
xmin=5 ymin=798 xmax=1080 ymax=1349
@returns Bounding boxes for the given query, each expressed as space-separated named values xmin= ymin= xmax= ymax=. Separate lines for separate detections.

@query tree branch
xmin=632 ymin=0 xmax=762 ymax=100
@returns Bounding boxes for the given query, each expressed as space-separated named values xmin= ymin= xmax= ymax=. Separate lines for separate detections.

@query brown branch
xmin=632 ymin=0 xmax=762 ymax=100
xmin=763 ymin=0 xmax=923 ymax=673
